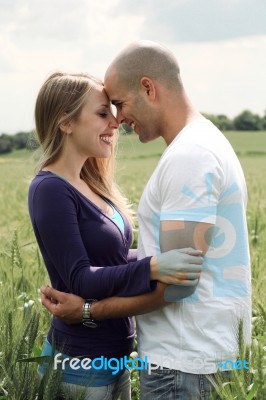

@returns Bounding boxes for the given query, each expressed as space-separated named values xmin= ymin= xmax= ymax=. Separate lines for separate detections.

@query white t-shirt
xmin=136 ymin=119 xmax=251 ymax=374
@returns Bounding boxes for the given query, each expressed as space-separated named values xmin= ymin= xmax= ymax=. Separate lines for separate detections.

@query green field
xmin=0 ymin=131 xmax=265 ymax=399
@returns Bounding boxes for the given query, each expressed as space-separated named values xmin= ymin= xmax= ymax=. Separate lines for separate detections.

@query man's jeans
xmin=140 ymin=366 xmax=229 ymax=400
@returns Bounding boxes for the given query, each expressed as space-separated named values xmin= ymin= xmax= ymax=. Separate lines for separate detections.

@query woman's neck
xmin=42 ymin=155 xmax=85 ymax=184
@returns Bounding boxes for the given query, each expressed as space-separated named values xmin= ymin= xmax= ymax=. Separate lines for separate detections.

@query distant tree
xmin=216 ymin=114 xmax=234 ymax=131
xmin=119 ymin=123 xmax=133 ymax=134
xmin=28 ymin=132 xmax=40 ymax=150
xmin=202 ymin=113 xmax=217 ymax=126
xmin=0 ymin=130 xmax=39 ymax=155
xmin=261 ymin=110 xmax=266 ymax=130
xmin=20 ymin=130 xmax=39 ymax=150
xmin=202 ymin=113 xmax=234 ymax=131
xmin=0 ymin=134 xmax=13 ymax=154
xmin=233 ymin=110 xmax=261 ymax=131
xmin=13 ymin=131 xmax=30 ymax=149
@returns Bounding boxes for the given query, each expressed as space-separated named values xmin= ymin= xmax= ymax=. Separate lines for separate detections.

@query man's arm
xmin=160 ymin=220 xmax=213 ymax=254
xmin=40 ymin=283 xmax=167 ymax=324
xmin=157 ymin=141 xmax=221 ymax=257
xmin=156 ymin=220 xmax=212 ymax=302
xmin=40 ymin=246 xmax=202 ymax=323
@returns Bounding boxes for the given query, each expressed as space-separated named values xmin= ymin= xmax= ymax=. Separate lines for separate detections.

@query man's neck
xmin=163 ymin=109 xmax=204 ymax=145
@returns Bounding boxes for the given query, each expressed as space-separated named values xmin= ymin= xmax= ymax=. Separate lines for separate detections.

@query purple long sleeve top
xmin=28 ymin=171 xmax=154 ymax=359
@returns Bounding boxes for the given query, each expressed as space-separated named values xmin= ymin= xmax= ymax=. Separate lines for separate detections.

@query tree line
xmin=203 ymin=110 xmax=266 ymax=132
xmin=121 ymin=109 xmax=266 ymax=134
xmin=0 ymin=109 xmax=266 ymax=155
xmin=0 ymin=131 xmax=39 ymax=155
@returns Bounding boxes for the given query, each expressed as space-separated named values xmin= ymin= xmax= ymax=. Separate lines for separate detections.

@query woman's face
xmin=69 ymin=85 xmax=118 ymax=159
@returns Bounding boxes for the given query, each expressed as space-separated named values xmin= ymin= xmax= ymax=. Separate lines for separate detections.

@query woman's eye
xmin=99 ymin=112 xmax=108 ymax=118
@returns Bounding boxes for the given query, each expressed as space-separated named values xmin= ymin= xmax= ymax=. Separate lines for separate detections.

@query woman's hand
xmin=150 ymin=248 xmax=203 ymax=285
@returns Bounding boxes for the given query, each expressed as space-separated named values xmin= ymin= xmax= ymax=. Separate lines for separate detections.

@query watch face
xmin=83 ymin=320 xmax=98 ymax=328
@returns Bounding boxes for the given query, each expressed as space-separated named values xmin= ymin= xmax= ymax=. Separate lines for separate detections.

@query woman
xmin=28 ymin=72 xmax=202 ymax=399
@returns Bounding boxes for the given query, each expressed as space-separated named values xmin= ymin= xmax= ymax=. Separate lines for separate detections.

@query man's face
xmin=104 ymin=70 xmax=160 ymax=143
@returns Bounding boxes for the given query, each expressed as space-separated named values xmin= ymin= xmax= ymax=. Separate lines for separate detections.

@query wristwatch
xmin=82 ymin=299 xmax=99 ymax=328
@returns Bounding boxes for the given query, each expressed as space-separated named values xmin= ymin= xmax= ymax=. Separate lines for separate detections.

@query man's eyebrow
xmin=111 ymin=100 xmax=120 ymax=106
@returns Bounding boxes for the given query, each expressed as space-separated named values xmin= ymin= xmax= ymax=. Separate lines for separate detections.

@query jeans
xmin=38 ymin=369 xmax=131 ymax=400
xmin=140 ymin=366 xmax=229 ymax=400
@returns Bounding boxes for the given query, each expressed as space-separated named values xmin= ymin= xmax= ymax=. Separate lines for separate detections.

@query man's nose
xmin=116 ymin=109 xmax=125 ymax=124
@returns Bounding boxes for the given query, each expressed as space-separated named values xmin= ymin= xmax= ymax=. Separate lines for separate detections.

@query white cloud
xmin=171 ymin=35 xmax=266 ymax=117
xmin=112 ymin=0 xmax=266 ymax=42
xmin=0 ymin=0 xmax=265 ymax=133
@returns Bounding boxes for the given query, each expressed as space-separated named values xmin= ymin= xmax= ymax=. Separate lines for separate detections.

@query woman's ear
xmin=140 ymin=77 xmax=156 ymax=100
xmin=59 ymin=115 xmax=72 ymax=135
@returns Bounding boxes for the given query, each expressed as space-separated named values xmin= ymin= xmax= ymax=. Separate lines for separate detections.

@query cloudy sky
xmin=0 ymin=0 xmax=266 ymax=133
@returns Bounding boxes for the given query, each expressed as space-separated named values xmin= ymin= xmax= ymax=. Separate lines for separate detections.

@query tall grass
xmin=0 ymin=132 xmax=265 ymax=399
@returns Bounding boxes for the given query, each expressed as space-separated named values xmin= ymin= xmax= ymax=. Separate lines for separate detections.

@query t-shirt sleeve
xmin=29 ymin=177 xmax=152 ymax=299
xmin=158 ymin=144 xmax=224 ymax=224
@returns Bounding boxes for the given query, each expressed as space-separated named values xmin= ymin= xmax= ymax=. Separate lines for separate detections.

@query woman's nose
xmin=109 ymin=114 xmax=119 ymax=128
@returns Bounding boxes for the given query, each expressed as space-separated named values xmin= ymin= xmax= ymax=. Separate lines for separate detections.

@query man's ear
xmin=140 ymin=77 xmax=156 ymax=100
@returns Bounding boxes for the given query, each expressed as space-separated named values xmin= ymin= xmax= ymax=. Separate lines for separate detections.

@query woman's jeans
xmin=38 ymin=369 xmax=131 ymax=400
xmin=140 ymin=366 xmax=229 ymax=400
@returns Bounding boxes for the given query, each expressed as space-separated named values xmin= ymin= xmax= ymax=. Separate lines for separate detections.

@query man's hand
xmin=40 ymin=285 xmax=84 ymax=324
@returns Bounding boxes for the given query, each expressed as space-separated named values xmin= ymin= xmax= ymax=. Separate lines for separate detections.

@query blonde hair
xmin=34 ymin=71 xmax=134 ymax=227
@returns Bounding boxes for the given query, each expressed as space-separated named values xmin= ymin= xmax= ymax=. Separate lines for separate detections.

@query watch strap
xmin=82 ymin=299 xmax=99 ymax=327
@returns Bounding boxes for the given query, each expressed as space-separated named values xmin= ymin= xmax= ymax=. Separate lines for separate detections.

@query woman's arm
xmin=30 ymin=177 xmax=201 ymax=300
xmin=29 ymin=177 xmax=153 ymax=300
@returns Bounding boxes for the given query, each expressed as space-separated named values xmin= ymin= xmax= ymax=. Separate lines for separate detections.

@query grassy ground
xmin=0 ymin=131 xmax=265 ymax=399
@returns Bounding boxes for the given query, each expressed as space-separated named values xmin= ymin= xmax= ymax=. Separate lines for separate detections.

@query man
xmin=41 ymin=40 xmax=251 ymax=399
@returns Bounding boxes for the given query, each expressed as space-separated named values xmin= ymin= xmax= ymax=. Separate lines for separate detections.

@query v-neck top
xmin=28 ymin=171 xmax=154 ymax=360
xmin=103 ymin=197 xmax=125 ymax=234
